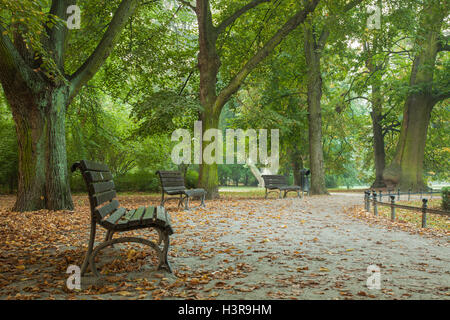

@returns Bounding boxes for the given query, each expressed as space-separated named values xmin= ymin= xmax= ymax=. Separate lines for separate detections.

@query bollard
xmin=408 ymin=188 xmax=411 ymax=201
xmin=364 ymin=191 xmax=368 ymax=211
xmin=397 ymin=188 xmax=400 ymax=200
xmin=379 ymin=190 xmax=382 ymax=201
xmin=367 ymin=191 xmax=371 ymax=212
xmin=390 ymin=195 xmax=396 ymax=221
xmin=421 ymin=199 xmax=428 ymax=228
xmin=373 ymin=191 xmax=378 ymax=216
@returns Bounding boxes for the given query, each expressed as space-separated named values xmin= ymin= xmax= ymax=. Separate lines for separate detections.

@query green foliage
xmin=0 ymin=0 xmax=448 ymax=196
xmin=131 ymin=90 xmax=203 ymax=137
xmin=442 ymin=187 xmax=450 ymax=211
xmin=0 ymin=100 xmax=17 ymax=193
xmin=185 ymin=169 xmax=199 ymax=189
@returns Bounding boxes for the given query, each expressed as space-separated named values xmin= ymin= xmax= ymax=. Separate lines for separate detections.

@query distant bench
xmin=156 ymin=171 xmax=206 ymax=210
xmin=71 ymin=160 xmax=173 ymax=277
xmin=261 ymin=175 xmax=302 ymax=199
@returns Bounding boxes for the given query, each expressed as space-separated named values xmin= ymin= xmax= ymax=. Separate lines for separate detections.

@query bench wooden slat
xmin=84 ymin=171 xmax=113 ymax=183
xmin=89 ymin=181 xmax=115 ymax=195
xmin=80 ymin=160 xmax=110 ymax=172
xmin=128 ymin=206 xmax=146 ymax=227
xmin=91 ymin=190 xmax=117 ymax=207
xmin=155 ymin=206 xmax=168 ymax=227
xmin=119 ymin=209 xmax=136 ymax=223
xmin=104 ymin=207 xmax=127 ymax=226
xmin=163 ymin=186 xmax=185 ymax=192
xmin=157 ymin=171 xmax=182 ymax=177
xmin=95 ymin=199 xmax=120 ymax=219
xmin=161 ymin=179 xmax=185 ymax=186
xmin=141 ymin=206 xmax=156 ymax=223
xmin=162 ymin=181 xmax=186 ymax=188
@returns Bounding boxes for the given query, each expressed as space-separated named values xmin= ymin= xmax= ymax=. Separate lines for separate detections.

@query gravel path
xmin=166 ymin=194 xmax=449 ymax=299
xmin=1 ymin=194 xmax=448 ymax=300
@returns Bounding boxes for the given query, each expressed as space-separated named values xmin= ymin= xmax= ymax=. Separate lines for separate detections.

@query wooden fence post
xmin=373 ymin=191 xmax=378 ymax=216
xmin=397 ymin=188 xmax=400 ymax=200
xmin=421 ymin=199 xmax=428 ymax=228
xmin=390 ymin=195 xmax=396 ymax=221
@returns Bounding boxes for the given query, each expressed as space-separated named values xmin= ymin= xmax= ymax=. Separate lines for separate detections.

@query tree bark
xmin=290 ymin=146 xmax=303 ymax=186
xmin=304 ymin=25 xmax=327 ymax=195
xmin=370 ymin=92 xmax=386 ymax=188
xmin=365 ymin=39 xmax=386 ymax=189
xmin=5 ymin=84 xmax=73 ymax=211
xmin=382 ymin=1 xmax=446 ymax=191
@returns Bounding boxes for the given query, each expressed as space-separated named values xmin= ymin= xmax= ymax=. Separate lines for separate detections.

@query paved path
xmin=1 ymin=194 xmax=448 ymax=299
xmin=166 ymin=194 xmax=449 ymax=299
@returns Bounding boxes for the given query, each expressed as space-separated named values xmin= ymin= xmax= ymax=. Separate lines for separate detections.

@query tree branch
xmin=47 ymin=0 xmax=75 ymax=70
xmin=437 ymin=34 xmax=449 ymax=52
xmin=69 ymin=0 xmax=140 ymax=99
xmin=214 ymin=0 xmax=320 ymax=114
xmin=215 ymin=0 xmax=271 ymax=35
xmin=0 ymin=25 xmax=44 ymax=94
xmin=432 ymin=91 xmax=450 ymax=105
xmin=177 ymin=0 xmax=195 ymax=11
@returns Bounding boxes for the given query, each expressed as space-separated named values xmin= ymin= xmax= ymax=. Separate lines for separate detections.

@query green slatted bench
xmin=71 ymin=160 xmax=173 ymax=277
xmin=261 ymin=175 xmax=302 ymax=199
xmin=156 ymin=170 xmax=206 ymax=210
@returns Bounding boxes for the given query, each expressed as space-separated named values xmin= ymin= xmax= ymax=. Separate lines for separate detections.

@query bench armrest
xmin=71 ymin=162 xmax=82 ymax=173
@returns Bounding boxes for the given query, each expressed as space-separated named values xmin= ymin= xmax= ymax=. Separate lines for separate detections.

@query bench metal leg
xmin=160 ymin=192 xmax=165 ymax=207
xmin=156 ymin=228 xmax=163 ymax=245
xmin=200 ymin=193 xmax=206 ymax=207
xmin=81 ymin=221 xmax=97 ymax=276
xmin=177 ymin=194 xmax=184 ymax=208
xmin=158 ymin=231 xmax=172 ymax=272
xmin=88 ymin=235 xmax=169 ymax=278
xmin=184 ymin=196 xmax=190 ymax=210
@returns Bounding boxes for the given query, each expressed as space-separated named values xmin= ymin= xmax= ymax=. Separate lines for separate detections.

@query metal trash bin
xmin=300 ymin=169 xmax=311 ymax=193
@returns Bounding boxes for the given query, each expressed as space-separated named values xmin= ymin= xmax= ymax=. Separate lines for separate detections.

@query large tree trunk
xmin=383 ymin=94 xmax=434 ymax=190
xmin=198 ymin=107 xmax=220 ymax=199
xmin=382 ymin=1 xmax=445 ymax=191
xmin=291 ymin=146 xmax=303 ymax=186
xmin=6 ymin=85 xmax=73 ymax=211
xmin=304 ymin=26 xmax=327 ymax=195
xmin=370 ymin=81 xmax=386 ymax=188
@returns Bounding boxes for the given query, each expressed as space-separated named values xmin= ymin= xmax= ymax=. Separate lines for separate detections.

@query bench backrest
xmin=156 ymin=171 xmax=186 ymax=193
xmin=261 ymin=175 xmax=288 ymax=187
xmin=71 ymin=160 xmax=119 ymax=222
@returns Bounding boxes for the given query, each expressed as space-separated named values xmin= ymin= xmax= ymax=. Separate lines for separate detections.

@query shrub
xmin=442 ymin=187 xmax=450 ymax=211
xmin=185 ymin=169 xmax=199 ymax=189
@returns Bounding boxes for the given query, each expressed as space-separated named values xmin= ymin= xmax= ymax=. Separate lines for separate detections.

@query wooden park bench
xmin=71 ymin=160 xmax=173 ymax=277
xmin=261 ymin=175 xmax=302 ymax=199
xmin=156 ymin=171 xmax=206 ymax=210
